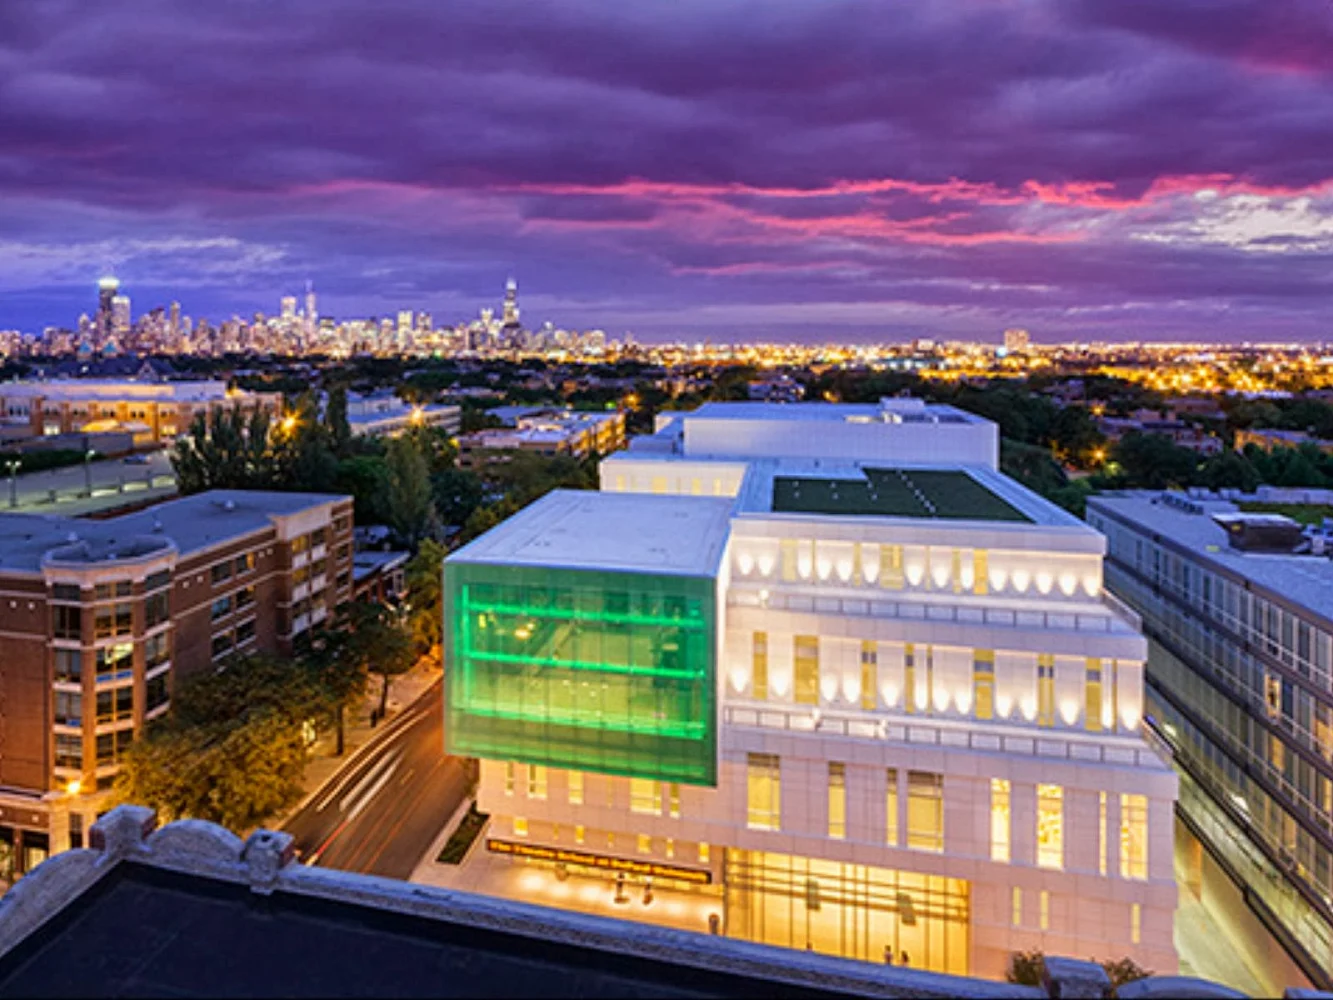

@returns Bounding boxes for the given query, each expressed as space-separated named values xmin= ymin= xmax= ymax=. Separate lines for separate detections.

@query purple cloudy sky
xmin=2 ymin=0 xmax=1332 ymax=342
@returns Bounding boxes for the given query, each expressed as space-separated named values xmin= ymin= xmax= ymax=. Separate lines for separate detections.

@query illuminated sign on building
xmin=486 ymin=839 xmax=712 ymax=885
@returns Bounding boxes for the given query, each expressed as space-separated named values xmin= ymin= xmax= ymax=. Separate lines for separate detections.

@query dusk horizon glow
xmin=2 ymin=0 xmax=1331 ymax=342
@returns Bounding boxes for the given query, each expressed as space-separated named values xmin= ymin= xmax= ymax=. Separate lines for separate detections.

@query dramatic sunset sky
xmin=2 ymin=1 xmax=1331 ymax=341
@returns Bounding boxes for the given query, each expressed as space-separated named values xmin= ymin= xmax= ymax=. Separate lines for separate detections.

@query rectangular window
xmin=886 ymin=768 xmax=899 ymax=845
xmin=780 ymin=539 xmax=798 ymax=581
xmin=881 ymin=544 xmax=904 ymax=589
xmin=1120 ymin=793 xmax=1148 ymax=880
xmin=146 ymin=670 xmax=170 ymax=713
xmin=828 ymin=762 xmax=846 ymax=840
xmin=1011 ymin=887 xmax=1022 ymax=927
xmin=991 ymin=778 xmax=1011 ymax=862
xmin=52 ymin=583 xmax=81 ymax=603
xmin=746 ymin=753 xmax=781 ymax=831
xmin=1265 ymin=674 xmax=1281 ymax=719
xmin=95 ymin=685 xmax=133 ymax=725
xmin=907 ymin=771 xmax=944 ymax=852
xmin=1038 ymin=655 xmax=1055 ymax=727
xmin=236 ymin=619 xmax=256 ymax=645
xmin=574 ymin=824 xmax=585 ymax=845
xmin=211 ymin=561 xmax=232 ymax=586
xmin=630 ymin=778 xmax=660 ymax=815
xmin=53 ymin=604 xmax=81 ymax=641
xmin=1037 ymin=784 xmax=1064 ymax=870
xmin=211 ymin=633 xmax=233 ymax=659
xmin=55 ymin=733 xmax=82 ymax=769
xmin=973 ymin=550 xmax=989 ymax=596
xmin=974 ymin=649 xmax=995 ymax=721
xmin=95 ymin=643 xmax=133 ymax=681
xmin=1040 ymin=890 xmax=1050 ymax=931
xmin=794 ymin=636 xmax=819 ymax=705
xmin=54 ymin=690 xmax=82 ymax=726
xmin=637 ymin=833 xmax=652 ymax=854
xmin=513 ymin=817 xmax=528 ymax=837
xmin=235 ymin=585 xmax=255 ymax=610
xmin=1131 ymin=903 xmax=1142 ymax=945
xmin=1085 ymin=658 xmax=1103 ymax=732
xmin=527 ymin=765 xmax=547 ymax=800
xmin=144 ymin=590 xmax=170 ymax=629
xmin=904 ymin=644 xmax=916 ymax=715
xmin=699 ymin=842 xmax=710 ymax=864
xmin=95 ymin=728 xmax=131 ymax=766
xmin=211 ymin=595 xmax=232 ymax=620
xmin=752 ymin=631 xmax=768 ymax=700
xmin=504 ymin=762 xmax=515 ymax=795
xmin=54 ymin=649 xmax=82 ymax=683
xmin=145 ymin=570 xmax=171 ymax=593
xmin=861 ymin=641 xmax=877 ymax=710
xmin=568 ymin=771 xmax=583 ymax=805
xmin=1099 ymin=791 xmax=1108 ymax=877
xmin=669 ymin=783 xmax=680 ymax=819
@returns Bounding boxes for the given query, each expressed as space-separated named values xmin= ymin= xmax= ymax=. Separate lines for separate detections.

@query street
xmin=284 ymin=680 xmax=474 ymax=879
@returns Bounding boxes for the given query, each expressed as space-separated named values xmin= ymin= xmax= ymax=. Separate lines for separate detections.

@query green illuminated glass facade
xmin=444 ymin=562 xmax=718 ymax=786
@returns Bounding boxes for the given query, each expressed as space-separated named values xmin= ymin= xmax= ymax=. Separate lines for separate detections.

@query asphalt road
xmin=283 ymin=680 xmax=474 ymax=880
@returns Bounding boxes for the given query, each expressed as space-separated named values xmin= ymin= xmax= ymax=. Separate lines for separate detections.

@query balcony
xmin=723 ymin=701 xmax=1173 ymax=770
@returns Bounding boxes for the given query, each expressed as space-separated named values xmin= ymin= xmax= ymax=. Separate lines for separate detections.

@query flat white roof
xmin=447 ymin=490 xmax=733 ymax=578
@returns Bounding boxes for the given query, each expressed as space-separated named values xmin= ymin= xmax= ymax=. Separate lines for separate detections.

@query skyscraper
xmin=304 ymin=280 xmax=318 ymax=329
xmin=502 ymin=276 xmax=520 ymax=329
xmin=96 ymin=276 xmax=120 ymax=344
xmin=110 ymin=293 xmax=131 ymax=340
xmin=1003 ymin=328 xmax=1030 ymax=353
xmin=280 ymin=296 xmax=298 ymax=321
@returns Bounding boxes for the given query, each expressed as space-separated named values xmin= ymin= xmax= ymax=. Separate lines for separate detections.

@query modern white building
xmin=443 ymin=399 xmax=1178 ymax=979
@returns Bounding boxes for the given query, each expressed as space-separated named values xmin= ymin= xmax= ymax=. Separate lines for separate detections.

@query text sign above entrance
xmin=487 ymin=838 xmax=712 ymax=885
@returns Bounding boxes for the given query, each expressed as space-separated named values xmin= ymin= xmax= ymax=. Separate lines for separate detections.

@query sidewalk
xmin=277 ymin=653 xmax=442 ymax=825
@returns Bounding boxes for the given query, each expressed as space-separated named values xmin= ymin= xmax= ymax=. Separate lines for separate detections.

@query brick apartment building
xmin=0 ymin=490 xmax=354 ymax=877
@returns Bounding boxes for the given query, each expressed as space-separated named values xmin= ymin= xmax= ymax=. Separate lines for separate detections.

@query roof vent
xmin=152 ymin=518 xmax=164 ymax=533
xmin=224 ymin=500 xmax=236 ymax=511
xmin=66 ymin=532 xmax=79 ymax=544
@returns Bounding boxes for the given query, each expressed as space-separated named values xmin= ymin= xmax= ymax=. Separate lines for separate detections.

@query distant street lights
xmin=5 ymin=458 xmax=20 ymax=508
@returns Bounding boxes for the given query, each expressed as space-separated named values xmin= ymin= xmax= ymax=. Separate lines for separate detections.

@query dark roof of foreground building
xmin=0 ymin=808 xmax=1041 ymax=1000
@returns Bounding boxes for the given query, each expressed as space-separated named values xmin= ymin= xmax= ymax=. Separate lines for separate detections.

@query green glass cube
xmin=444 ymin=562 xmax=717 ymax=786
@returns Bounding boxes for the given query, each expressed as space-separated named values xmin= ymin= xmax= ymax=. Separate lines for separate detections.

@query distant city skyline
xmin=1 ymin=1 xmax=1331 ymax=342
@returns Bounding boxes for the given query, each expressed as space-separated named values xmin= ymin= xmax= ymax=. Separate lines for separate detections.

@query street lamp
xmin=5 ymin=458 xmax=19 ymax=508
xmin=83 ymin=449 xmax=96 ymax=497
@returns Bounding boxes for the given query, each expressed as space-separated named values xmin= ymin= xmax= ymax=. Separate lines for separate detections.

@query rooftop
xmin=771 ymin=467 xmax=1030 ymax=522
xmin=681 ymin=400 xmax=981 ymax=425
xmin=0 ymin=490 xmax=349 ymax=575
xmin=0 ymin=807 xmax=1041 ymax=1000
xmin=448 ymin=490 xmax=734 ymax=578
xmin=1090 ymin=492 xmax=1333 ymax=625
xmin=0 ymin=379 xmax=262 ymax=403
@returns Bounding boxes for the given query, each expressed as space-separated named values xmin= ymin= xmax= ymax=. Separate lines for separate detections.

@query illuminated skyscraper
xmin=304 ymin=280 xmax=318 ymax=327
xmin=1003 ymin=328 xmax=1030 ymax=353
xmin=502 ymin=277 xmax=520 ymax=329
xmin=280 ymin=296 xmax=298 ymax=321
xmin=110 ymin=294 xmax=131 ymax=339
xmin=96 ymin=276 xmax=120 ymax=344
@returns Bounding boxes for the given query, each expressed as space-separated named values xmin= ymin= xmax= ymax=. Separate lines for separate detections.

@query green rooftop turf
xmin=771 ymin=468 xmax=1030 ymax=522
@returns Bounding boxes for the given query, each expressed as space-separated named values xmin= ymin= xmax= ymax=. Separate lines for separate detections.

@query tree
xmin=1049 ymin=406 xmax=1106 ymax=468
xmin=325 ymin=384 xmax=353 ymax=457
xmin=432 ymin=466 xmax=485 ymax=527
xmin=171 ymin=404 xmax=274 ymax=494
xmin=336 ymin=455 xmax=390 ymax=525
xmin=113 ymin=655 xmax=326 ymax=831
xmin=385 ymin=434 xmax=436 ymax=547
xmin=275 ymin=392 xmax=339 ymax=493
xmin=1006 ymin=950 xmax=1150 ymax=989
xmin=1110 ymin=432 xmax=1200 ymax=490
xmin=366 ymin=607 xmax=416 ymax=719
xmin=1198 ymin=449 xmax=1261 ymax=492
xmin=405 ymin=539 xmax=448 ymax=654
xmin=309 ymin=601 xmax=413 ymax=731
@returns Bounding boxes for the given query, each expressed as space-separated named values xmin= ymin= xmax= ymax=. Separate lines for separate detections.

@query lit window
xmin=574 ymin=824 xmax=585 ymax=845
xmin=698 ymin=842 xmax=710 ymax=864
xmin=1085 ymin=658 xmax=1103 ymax=732
xmin=513 ymin=817 xmax=528 ymax=837
xmin=881 ymin=544 xmax=904 ymax=589
xmin=1038 ymin=655 xmax=1055 ymax=727
xmin=752 ymin=631 xmax=768 ymax=700
xmin=504 ymin=762 xmax=515 ymax=796
xmin=861 ymin=641 xmax=877 ymax=710
xmin=886 ymin=768 xmax=899 ymax=846
xmin=1037 ymin=784 xmax=1064 ymax=870
xmin=665 ymin=837 xmax=675 ymax=859
xmin=1120 ymin=794 xmax=1148 ymax=880
xmin=527 ymin=765 xmax=547 ymax=800
xmin=974 ymin=650 xmax=995 ymax=721
xmin=1040 ymin=890 xmax=1050 ymax=931
xmin=991 ymin=778 xmax=1011 ymax=862
xmin=973 ymin=550 xmax=989 ymax=596
xmin=637 ymin=834 xmax=652 ymax=854
xmin=746 ymin=753 xmax=781 ymax=831
xmin=1265 ymin=674 xmax=1281 ymax=719
xmin=1011 ymin=887 xmax=1022 ymax=927
xmin=668 ymin=783 xmax=681 ymax=819
xmin=828 ymin=763 xmax=846 ymax=840
xmin=794 ymin=636 xmax=819 ymax=705
xmin=780 ymin=539 xmax=798 ymax=581
xmin=1131 ymin=903 xmax=1142 ymax=944
xmin=568 ymin=771 xmax=583 ymax=805
xmin=907 ymin=771 xmax=943 ymax=853
xmin=1099 ymin=792 xmax=1108 ymax=876
xmin=630 ymin=778 xmax=660 ymax=815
